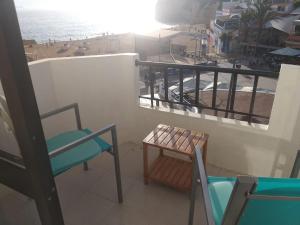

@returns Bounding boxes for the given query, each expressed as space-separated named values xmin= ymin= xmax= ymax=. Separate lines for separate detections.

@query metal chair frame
xmin=40 ymin=103 xmax=123 ymax=203
xmin=188 ymin=148 xmax=300 ymax=225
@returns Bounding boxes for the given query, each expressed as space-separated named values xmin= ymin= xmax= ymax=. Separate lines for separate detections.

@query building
xmin=211 ymin=14 xmax=240 ymax=54
xmin=271 ymin=0 xmax=294 ymax=13
xmin=286 ymin=19 xmax=300 ymax=48
xmin=135 ymin=30 xmax=182 ymax=59
xmin=209 ymin=0 xmax=250 ymax=54
xmin=171 ymin=24 xmax=207 ymax=33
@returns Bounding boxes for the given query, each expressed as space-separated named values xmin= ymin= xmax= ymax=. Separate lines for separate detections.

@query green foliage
xmin=218 ymin=0 xmax=223 ymax=10
xmin=294 ymin=0 xmax=300 ymax=8
xmin=253 ymin=0 xmax=277 ymax=43
xmin=238 ymin=0 xmax=277 ymax=44
xmin=240 ymin=8 xmax=255 ymax=41
xmin=240 ymin=8 xmax=255 ymax=25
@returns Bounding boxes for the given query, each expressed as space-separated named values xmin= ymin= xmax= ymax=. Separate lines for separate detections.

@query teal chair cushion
xmin=47 ymin=129 xmax=111 ymax=176
xmin=207 ymin=176 xmax=300 ymax=225
xmin=208 ymin=176 xmax=236 ymax=225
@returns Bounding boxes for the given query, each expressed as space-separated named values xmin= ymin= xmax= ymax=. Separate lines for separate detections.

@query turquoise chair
xmin=40 ymin=103 xmax=123 ymax=203
xmin=188 ymin=148 xmax=300 ymax=225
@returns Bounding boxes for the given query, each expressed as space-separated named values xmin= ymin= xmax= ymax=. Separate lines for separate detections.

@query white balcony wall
xmin=28 ymin=54 xmax=300 ymax=177
xmin=29 ymin=54 xmax=139 ymax=143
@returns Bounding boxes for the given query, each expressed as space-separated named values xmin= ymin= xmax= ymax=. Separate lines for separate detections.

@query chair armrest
xmin=194 ymin=147 xmax=216 ymax=225
xmin=189 ymin=147 xmax=216 ymax=225
xmin=49 ymin=124 xmax=115 ymax=158
xmin=40 ymin=103 xmax=82 ymax=130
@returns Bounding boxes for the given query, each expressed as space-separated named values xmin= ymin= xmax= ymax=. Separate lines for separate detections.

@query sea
xmin=16 ymin=9 xmax=166 ymax=43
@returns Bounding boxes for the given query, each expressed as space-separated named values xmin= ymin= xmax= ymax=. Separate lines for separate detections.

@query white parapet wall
xmin=28 ymin=54 xmax=300 ymax=177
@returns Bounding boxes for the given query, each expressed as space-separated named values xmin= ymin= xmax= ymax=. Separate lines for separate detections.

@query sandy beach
xmin=24 ymin=33 xmax=136 ymax=61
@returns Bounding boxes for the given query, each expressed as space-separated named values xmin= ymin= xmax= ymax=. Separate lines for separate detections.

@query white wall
xmin=29 ymin=54 xmax=139 ymax=143
xmin=134 ymin=64 xmax=300 ymax=177
xmin=28 ymin=55 xmax=300 ymax=177
xmin=49 ymin=54 xmax=139 ymax=143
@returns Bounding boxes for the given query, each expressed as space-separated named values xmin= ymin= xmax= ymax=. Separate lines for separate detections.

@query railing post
xmin=225 ymin=74 xmax=233 ymax=118
xmin=179 ymin=69 xmax=184 ymax=103
xmin=212 ymin=71 xmax=218 ymax=116
xmin=195 ymin=70 xmax=200 ymax=105
xmin=229 ymin=73 xmax=238 ymax=119
xmin=164 ymin=68 xmax=169 ymax=101
xmin=136 ymin=60 xmax=277 ymax=124
xmin=156 ymin=99 xmax=159 ymax=107
xmin=248 ymin=76 xmax=259 ymax=124
xmin=149 ymin=66 xmax=154 ymax=107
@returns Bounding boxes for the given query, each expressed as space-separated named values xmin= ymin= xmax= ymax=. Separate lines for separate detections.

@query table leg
xmin=143 ymin=143 xmax=149 ymax=185
xmin=202 ymin=140 xmax=208 ymax=169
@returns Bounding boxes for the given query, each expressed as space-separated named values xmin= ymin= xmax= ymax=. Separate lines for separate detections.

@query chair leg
xmin=83 ymin=162 xmax=89 ymax=171
xmin=111 ymin=126 xmax=123 ymax=203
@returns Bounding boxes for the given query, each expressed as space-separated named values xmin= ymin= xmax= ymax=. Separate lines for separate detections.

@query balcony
xmin=1 ymin=54 xmax=300 ymax=225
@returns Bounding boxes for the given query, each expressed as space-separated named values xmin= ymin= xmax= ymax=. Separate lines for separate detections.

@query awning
xmin=291 ymin=7 xmax=300 ymax=15
xmin=268 ymin=47 xmax=300 ymax=57
xmin=265 ymin=15 xmax=300 ymax=34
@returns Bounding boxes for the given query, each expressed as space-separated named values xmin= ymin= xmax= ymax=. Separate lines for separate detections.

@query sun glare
xmin=21 ymin=0 xmax=164 ymax=34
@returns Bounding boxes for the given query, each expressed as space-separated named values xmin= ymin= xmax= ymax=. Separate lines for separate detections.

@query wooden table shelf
xmin=143 ymin=124 xmax=209 ymax=191
xmin=149 ymin=155 xmax=193 ymax=191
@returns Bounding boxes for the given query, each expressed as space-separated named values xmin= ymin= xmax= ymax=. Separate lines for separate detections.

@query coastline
xmin=24 ymin=33 xmax=136 ymax=61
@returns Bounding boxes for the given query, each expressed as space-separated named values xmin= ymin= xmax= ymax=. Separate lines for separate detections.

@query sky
xmin=15 ymin=0 xmax=157 ymax=15
xmin=15 ymin=0 xmax=166 ymax=34
xmin=15 ymin=0 xmax=157 ymax=10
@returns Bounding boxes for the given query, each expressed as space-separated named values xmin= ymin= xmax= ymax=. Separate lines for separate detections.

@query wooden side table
xmin=143 ymin=124 xmax=209 ymax=191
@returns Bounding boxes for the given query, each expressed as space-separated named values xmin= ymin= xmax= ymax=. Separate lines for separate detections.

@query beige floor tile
xmin=63 ymin=192 xmax=115 ymax=225
xmin=0 ymin=142 xmax=212 ymax=225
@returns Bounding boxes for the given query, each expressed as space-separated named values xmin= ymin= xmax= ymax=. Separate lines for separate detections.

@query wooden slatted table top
xmin=143 ymin=124 xmax=209 ymax=157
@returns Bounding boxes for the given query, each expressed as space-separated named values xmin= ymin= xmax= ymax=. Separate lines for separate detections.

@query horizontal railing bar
xmin=135 ymin=60 xmax=279 ymax=78
xmin=139 ymin=96 xmax=269 ymax=119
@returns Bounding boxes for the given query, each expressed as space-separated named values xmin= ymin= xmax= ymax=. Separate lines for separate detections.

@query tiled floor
xmin=0 ymin=142 xmax=237 ymax=225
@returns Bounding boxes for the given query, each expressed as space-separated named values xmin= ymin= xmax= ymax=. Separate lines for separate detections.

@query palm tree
xmin=240 ymin=8 xmax=255 ymax=42
xmin=253 ymin=0 xmax=276 ymax=44
xmin=294 ymin=0 xmax=300 ymax=8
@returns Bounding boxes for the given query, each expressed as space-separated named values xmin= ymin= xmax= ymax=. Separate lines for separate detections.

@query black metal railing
xmin=136 ymin=60 xmax=279 ymax=124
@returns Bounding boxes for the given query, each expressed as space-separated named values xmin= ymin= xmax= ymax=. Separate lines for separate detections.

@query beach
xmin=24 ymin=33 xmax=136 ymax=61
